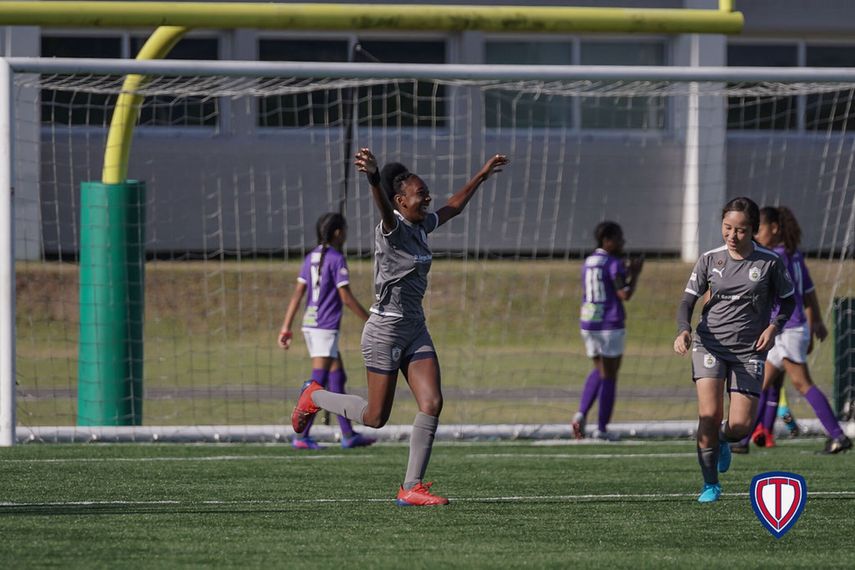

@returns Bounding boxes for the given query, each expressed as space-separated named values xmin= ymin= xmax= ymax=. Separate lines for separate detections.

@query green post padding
xmin=78 ymin=181 xmax=145 ymax=426
xmin=833 ymin=297 xmax=854 ymax=419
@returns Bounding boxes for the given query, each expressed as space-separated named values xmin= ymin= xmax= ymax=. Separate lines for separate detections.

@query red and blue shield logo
xmin=750 ymin=472 xmax=807 ymax=538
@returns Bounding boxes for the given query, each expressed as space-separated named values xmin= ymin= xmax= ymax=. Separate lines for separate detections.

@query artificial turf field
xmin=1 ymin=439 xmax=853 ymax=568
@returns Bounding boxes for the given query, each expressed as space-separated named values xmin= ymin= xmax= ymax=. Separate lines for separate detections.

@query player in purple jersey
xmin=572 ymin=222 xmax=643 ymax=441
xmin=291 ymin=147 xmax=508 ymax=506
xmin=674 ymin=197 xmax=796 ymax=503
xmin=278 ymin=212 xmax=373 ymax=450
xmin=732 ymin=206 xmax=851 ymax=454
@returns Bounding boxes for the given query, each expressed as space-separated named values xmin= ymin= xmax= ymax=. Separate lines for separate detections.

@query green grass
xmin=15 ymin=258 xmax=854 ymax=425
xmin=1 ymin=440 xmax=853 ymax=568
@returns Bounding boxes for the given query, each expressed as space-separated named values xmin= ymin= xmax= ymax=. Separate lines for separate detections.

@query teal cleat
xmin=718 ymin=440 xmax=732 ymax=473
xmin=698 ymin=483 xmax=722 ymax=503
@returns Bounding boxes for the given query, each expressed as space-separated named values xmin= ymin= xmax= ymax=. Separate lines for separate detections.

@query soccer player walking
xmin=734 ymin=206 xmax=851 ymax=454
xmin=572 ymin=222 xmax=643 ymax=440
xmin=278 ymin=213 xmax=374 ymax=450
xmin=674 ymin=197 xmax=796 ymax=503
xmin=291 ymin=147 xmax=509 ymax=506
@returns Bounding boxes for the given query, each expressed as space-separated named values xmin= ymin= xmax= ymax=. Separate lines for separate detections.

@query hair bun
xmin=380 ymin=162 xmax=409 ymax=201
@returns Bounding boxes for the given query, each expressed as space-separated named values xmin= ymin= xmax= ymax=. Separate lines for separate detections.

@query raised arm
xmin=355 ymin=147 xmax=396 ymax=233
xmin=278 ymin=281 xmax=307 ymax=349
xmin=436 ymin=154 xmax=509 ymax=227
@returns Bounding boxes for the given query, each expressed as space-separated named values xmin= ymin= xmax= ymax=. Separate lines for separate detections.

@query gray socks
xmin=403 ymin=412 xmax=439 ymax=490
xmin=311 ymin=390 xmax=368 ymax=424
xmin=698 ymin=446 xmax=718 ymax=485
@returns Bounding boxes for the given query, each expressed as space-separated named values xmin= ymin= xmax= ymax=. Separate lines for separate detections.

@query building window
xmin=484 ymin=42 xmax=573 ymax=129
xmin=258 ymin=38 xmax=446 ymax=129
xmin=41 ymin=35 xmax=220 ymax=127
xmin=41 ymin=35 xmax=122 ymax=126
xmin=580 ymin=41 xmax=666 ymax=129
xmin=805 ymin=45 xmax=855 ymax=132
xmin=727 ymin=44 xmax=798 ymax=130
xmin=131 ymin=37 xmax=219 ymax=128
xmin=484 ymin=39 xmax=666 ymax=130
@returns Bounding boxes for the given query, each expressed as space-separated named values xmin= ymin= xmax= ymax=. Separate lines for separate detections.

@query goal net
xmin=7 ymin=59 xmax=855 ymax=440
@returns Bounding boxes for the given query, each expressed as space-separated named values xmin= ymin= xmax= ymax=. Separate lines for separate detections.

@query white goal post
xmin=2 ymin=58 xmax=855 ymax=444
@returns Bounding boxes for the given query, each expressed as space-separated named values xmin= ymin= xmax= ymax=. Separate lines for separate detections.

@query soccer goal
xmin=2 ymin=57 xmax=855 ymax=444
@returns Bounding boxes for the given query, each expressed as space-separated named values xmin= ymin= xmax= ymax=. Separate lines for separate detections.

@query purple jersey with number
xmin=771 ymin=246 xmax=814 ymax=329
xmin=580 ymin=248 xmax=628 ymax=331
xmin=297 ymin=246 xmax=351 ymax=330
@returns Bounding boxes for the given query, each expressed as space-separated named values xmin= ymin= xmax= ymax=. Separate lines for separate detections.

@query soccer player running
xmin=732 ymin=206 xmax=851 ymax=454
xmin=572 ymin=222 xmax=643 ymax=440
xmin=674 ymin=197 xmax=796 ymax=503
xmin=291 ymin=147 xmax=509 ymax=506
xmin=278 ymin=213 xmax=375 ymax=450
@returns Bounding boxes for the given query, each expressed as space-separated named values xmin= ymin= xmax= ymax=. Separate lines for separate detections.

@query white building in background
xmin=3 ymin=0 xmax=855 ymax=259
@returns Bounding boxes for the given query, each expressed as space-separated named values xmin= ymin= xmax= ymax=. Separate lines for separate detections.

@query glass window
xmin=580 ymin=41 xmax=667 ymax=129
xmin=354 ymin=40 xmax=446 ymax=129
xmin=727 ymin=44 xmax=798 ymax=130
xmin=484 ymin=42 xmax=573 ymax=129
xmin=131 ymin=37 xmax=220 ymax=127
xmin=258 ymin=38 xmax=446 ymax=129
xmin=805 ymin=45 xmax=855 ymax=132
xmin=258 ymin=39 xmax=349 ymax=128
xmin=41 ymin=36 xmax=122 ymax=126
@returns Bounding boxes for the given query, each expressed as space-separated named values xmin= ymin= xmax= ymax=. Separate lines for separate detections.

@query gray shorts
xmin=361 ymin=313 xmax=437 ymax=375
xmin=691 ymin=340 xmax=764 ymax=397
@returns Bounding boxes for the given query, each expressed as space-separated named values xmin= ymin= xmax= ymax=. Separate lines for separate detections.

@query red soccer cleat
xmin=751 ymin=424 xmax=767 ymax=447
xmin=395 ymin=482 xmax=449 ymax=507
xmin=291 ymin=380 xmax=322 ymax=433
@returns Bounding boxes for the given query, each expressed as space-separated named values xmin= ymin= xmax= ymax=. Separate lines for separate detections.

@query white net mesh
xmin=11 ymin=65 xmax=855 ymax=433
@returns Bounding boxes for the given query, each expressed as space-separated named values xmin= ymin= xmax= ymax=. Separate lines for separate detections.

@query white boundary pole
xmin=0 ymin=57 xmax=15 ymax=447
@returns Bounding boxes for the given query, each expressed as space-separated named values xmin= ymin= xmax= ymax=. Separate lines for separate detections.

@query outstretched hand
xmin=479 ymin=154 xmax=509 ymax=181
xmin=354 ymin=147 xmax=378 ymax=176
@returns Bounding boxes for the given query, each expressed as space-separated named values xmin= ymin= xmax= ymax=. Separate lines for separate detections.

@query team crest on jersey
xmin=703 ymin=354 xmax=716 ymax=368
xmin=391 ymin=346 xmax=402 ymax=362
xmin=749 ymin=267 xmax=762 ymax=282
xmin=750 ymin=472 xmax=807 ymax=539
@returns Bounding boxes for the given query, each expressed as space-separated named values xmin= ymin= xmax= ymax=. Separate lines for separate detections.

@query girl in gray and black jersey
xmin=292 ymin=147 xmax=509 ymax=506
xmin=674 ymin=197 xmax=795 ymax=503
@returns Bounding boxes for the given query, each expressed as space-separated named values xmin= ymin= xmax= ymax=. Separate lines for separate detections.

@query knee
xmin=697 ymin=413 xmax=722 ymax=434
xmin=362 ymin=409 xmax=390 ymax=429
xmin=791 ymin=376 xmax=812 ymax=394
xmin=419 ymin=395 xmax=443 ymax=417
xmin=727 ymin=420 xmax=753 ymax=439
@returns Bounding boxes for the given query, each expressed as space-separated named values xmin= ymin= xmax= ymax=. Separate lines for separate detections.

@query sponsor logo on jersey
xmin=750 ymin=472 xmax=807 ymax=539
xmin=703 ymin=354 xmax=716 ymax=368
xmin=749 ymin=266 xmax=762 ymax=282
xmin=690 ymin=272 xmax=697 ymax=282
xmin=712 ymin=268 xmax=724 ymax=278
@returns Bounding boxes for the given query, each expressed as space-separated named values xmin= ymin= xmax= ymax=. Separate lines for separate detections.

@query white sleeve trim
xmin=335 ymin=280 xmax=350 ymax=288
xmin=296 ymin=277 xmax=307 ymax=284
xmin=381 ymin=218 xmax=400 ymax=237
xmin=684 ymin=288 xmax=700 ymax=296
xmin=779 ymin=289 xmax=795 ymax=299
xmin=804 ymin=285 xmax=816 ymax=294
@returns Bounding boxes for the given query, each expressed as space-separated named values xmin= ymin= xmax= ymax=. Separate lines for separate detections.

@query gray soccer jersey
xmin=371 ymin=210 xmax=439 ymax=320
xmin=684 ymin=243 xmax=794 ymax=355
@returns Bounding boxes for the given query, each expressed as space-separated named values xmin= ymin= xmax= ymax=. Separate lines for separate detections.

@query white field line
xmin=5 ymin=451 xmax=695 ymax=464
xmin=2 ymin=491 xmax=854 ymax=508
